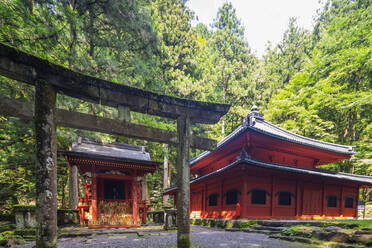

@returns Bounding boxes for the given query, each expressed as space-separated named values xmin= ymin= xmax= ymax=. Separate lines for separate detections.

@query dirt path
xmin=17 ymin=225 xmax=311 ymax=248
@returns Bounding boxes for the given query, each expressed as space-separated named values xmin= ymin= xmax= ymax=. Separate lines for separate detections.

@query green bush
xmin=239 ymin=220 xmax=257 ymax=228
xmin=281 ymin=228 xmax=297 ymax=236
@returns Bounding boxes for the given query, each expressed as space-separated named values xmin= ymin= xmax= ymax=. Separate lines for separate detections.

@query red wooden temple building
xmin=164 ymin=107 xmax=372 ymax=220
xmin=60 ymin=138 xmax=160 ymax=227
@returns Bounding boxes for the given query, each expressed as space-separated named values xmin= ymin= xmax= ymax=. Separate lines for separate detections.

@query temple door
xmin=302 ymin=183 xmax=322 ymax=215
xmin=190 ymin=191 xmax=202 ymax=218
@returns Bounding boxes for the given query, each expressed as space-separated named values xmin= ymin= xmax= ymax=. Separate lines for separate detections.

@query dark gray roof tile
xmin=70 ymin=137 xmax=151 ymax=161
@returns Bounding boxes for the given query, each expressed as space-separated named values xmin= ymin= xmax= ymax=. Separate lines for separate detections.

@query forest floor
xmin=15 ymin=225 xmax=311 ymax=248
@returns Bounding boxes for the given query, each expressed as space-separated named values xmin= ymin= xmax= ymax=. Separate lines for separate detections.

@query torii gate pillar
xmin=34 ymin=81 xmax=58 ymax=248
xmin=176 ymin=115 xmax=191 ymax=248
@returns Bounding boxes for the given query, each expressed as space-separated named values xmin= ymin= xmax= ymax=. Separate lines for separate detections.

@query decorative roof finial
xmin=243 ymin=105 xmax=264 ymax=126
xmin=251 ymin=105 xmax=258 ymax=112
xmin=237 ymin=147 xmax=250 ymax=161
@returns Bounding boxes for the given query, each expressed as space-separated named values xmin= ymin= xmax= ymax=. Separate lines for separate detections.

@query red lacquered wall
xmin=186 ymin=163 xmax=360 ymax=220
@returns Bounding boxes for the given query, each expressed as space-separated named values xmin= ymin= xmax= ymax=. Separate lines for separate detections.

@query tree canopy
xmin=0 ymin=0 xmax=370 ymax=212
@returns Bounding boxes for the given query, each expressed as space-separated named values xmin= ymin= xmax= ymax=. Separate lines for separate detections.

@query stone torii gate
xmin=0 ymin=43 xmax=229 ymax=248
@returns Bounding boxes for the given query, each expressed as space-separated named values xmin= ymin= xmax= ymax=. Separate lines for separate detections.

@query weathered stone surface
xmin=14 ymin=206 xmax=37 ymax=229
xmin=176 ymin=115 xmax=191 ymax=248
xmin=251 ymin=225 xmax=286 ymax=232
xmin=164 ymin=209 xmax=177 ymax=230
xmin=0 ymin=94 xmax=217 ymax=150
xmin=325 ymin=226 xmax=342 ymax=232
xmin=34 ymin=81 xmax=57 ymax=248
xmin=257 ymin=220 xmax=358 ymax=229
xmin=293 ymin=230 xmax=311 ymax=238
xmin=269 ymin=234 xmax=320 ymax=245
xmin=163 ymin=144 xmax=170 ymax=206
xmin=355 ymin=229 xmax=372 ymax=235
xmin=68 ymin=165 xmax=79 ymax=209
xmin=14 ymin=206 xmax=78 ymax=229
xmin=312 ymin=230 xmax=329 ymax=240
xmin=323 ymin=243 xmax=355 ymax=248
xmin=225 ymin=228 xmax=241 ymax=232
xmin=352 ymin=234 xmax=372 ymax=246
xmin=0 ymin=43 xmax=230 ymax=124
xmin=327 ymin=231 xmax=351 ymax=243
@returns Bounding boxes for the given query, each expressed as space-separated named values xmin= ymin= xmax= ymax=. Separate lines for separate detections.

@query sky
xmin=186 ymin=0 xmax=323 ymax=57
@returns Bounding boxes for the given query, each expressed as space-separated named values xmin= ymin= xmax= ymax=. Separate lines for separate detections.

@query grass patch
xmin=289 ymin=225 xmax=322 ymax=232
xmin=239 ymin=220 xmax=258 ymax=228
xmin=329 ymin=220 xmax=372 ymax=229
xmin=168 ymin=245 xmax=203 ymax=248
xmin=0 ymin=230 xmax=25 ymax=246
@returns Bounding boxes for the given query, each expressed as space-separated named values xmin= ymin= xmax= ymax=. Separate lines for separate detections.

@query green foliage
xmin=207 ymin=3 xmax=257 ymax=137
xmin=239 ymin=220 xmax=258 ymax=228
xmin=281 ymin=228 xmax=299 ymax=237
xmin=265 ymin=0 xmax=372 ymax=199
xmin=0 ymin=0 xmax=371 ymax=212
xmin=255 ymin=17 xmax=312 ymax=109
xmin=0 ymin=230 xmax=24 ymax=246
xmin=330 ymin=220 xmax=372 ymax=229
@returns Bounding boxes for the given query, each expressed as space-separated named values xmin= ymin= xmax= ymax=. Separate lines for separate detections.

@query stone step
xmin=258 ymin=220 xmax=358 ymax=229
xmin=225 ymin=228 xmax=241 ymax=232
xmin=22 ymin=235 xmax=35 ymax=241
xmin=243 ymin=229 xmax=281 ymax=235
xmin=250 ymin=225 xmax=286 ymax=231
xmin=269 ymin=234 xmax=321 ymax=245
xmin=322 ymin=244 xmax=357 ymax=248
xmin=224 ymin=227 xmax=282 ymax=235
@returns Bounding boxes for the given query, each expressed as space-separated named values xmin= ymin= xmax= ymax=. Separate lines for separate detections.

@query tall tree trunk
xmin=163 ymin=143 xmax=170 ymax=206
xmin=88 ymin=5 xmax=95 ymax=57
xmin=68 ymin=165 xmax=79 ymax=209
xmin=35 ymin=81 xmax=57 ymax=248
xmin=221 ymin=89 xmax=226 ymax=139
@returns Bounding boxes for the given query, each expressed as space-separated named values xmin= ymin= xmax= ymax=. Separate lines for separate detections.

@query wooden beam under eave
xmin=0 ymin=95 xmax=217 ymax=150
xmin=0 ymin=43 xmax=230 ymax=124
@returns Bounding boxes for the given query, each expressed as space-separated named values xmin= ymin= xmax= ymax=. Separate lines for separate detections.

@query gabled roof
xmin=59 ymin=137 xmax=161 ymax=166
xmin=165 ymin=150 xmax=372 ymax=194
xmin=190 ymin=106 xmax=354 ymax=167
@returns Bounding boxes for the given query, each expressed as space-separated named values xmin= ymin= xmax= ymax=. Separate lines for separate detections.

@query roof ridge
xmin=75 ymin=137 xmax=145 ymax=152
xmin=257 ymin=119 xmax=354 ymax=150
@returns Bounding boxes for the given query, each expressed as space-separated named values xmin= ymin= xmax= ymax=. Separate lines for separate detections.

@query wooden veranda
xmin=0 ymin=43 xmax=230 ymax=248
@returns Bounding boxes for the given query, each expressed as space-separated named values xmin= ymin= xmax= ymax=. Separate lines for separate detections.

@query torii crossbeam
xmin=0 ymin=43 xmax=230 ymax=248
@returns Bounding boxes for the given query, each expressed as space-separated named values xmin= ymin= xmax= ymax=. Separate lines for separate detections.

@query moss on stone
xmin=177 ymin=233 xmax=191 ymax=248
xmin=13 ymin=205 xmax=36 ymax=212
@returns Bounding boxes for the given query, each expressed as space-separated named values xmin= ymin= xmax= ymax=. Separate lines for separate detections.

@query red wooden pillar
xmin=241 ymin=177 xmax=247 ymax=218
xmin=132 ymin=170 xmax=138 ymax=224
xmin=354 ymin=186 xmax=359 ymax=218
xmin=220 ymin=178 xmax=224 ymax=218
xmin=270 ymin=175 xmax=274 ymax=217
xmin=202 ymin=184 xmax=207 ymax=218
xmin=201 ymin=187 xmax=204 ymax=218
xmin=340 ymin=185 xmax=344 ymax=217
xmin=91 ymin=165 xmax=98 ymax=225
xmin=296 ymin=181 xmax=302 ymax=217
xmin=321 ymin=182 xmax=325 ymax=217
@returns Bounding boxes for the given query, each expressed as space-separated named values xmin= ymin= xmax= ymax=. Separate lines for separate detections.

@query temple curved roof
xmin=59 ymin=137 xmax=161 ymax=169
xmin=190 ymin=107 xmax=354 ymax=167
xmin=70 ymin=137 xmax=151 ymax=161
xmin=165 ymin=151 xmax=372 ymax=195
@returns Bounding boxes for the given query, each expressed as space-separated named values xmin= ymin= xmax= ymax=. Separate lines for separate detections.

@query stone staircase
xmin=225 ymin=220 xmax=372 ymax=247
xmin=225 ymin=224 xmax=285 ymax=235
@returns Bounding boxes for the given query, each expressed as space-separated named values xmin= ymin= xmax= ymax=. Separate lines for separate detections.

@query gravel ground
xmin=17 ymin=225 xmax=311 ymax=248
